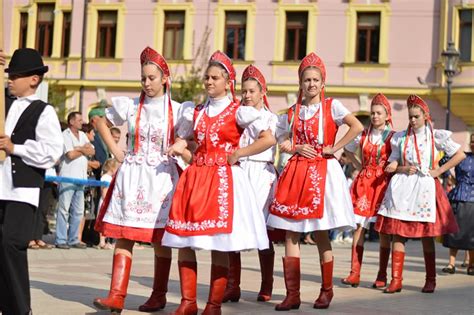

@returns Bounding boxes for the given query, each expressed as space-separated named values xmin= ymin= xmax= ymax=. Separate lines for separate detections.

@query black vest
xmin=6 ymin=96 xmax=49 ymax=188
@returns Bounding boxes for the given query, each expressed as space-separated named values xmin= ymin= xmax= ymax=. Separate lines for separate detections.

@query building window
xmin=285 ymin=12 xmax=308 ymax=61
xmin=96 ymin=11 xmax=117 ymax=58
xmin=356 ymin=12 xmax=380 ymax=63
xmin=61 ymin=12 xmax=72 ymax=57
xmin=36 ymin=3 xmax=55 ymax=57
xmin=459 ymin=9 xmax=473 ymax=62
xmin=224 ymin=11 xmax=246 ymax=60
xmin=19 ymin=12 xmax=28 ymax=49
xmin=163 ymin=11 xmax=185 ymax=60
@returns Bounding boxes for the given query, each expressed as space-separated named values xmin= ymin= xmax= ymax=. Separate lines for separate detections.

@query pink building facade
xmin=2 ymin=0 xmax=474 ymax=149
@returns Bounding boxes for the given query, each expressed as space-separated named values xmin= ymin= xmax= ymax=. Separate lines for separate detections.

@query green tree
xmin=172 ymin=27 xmax=211 ymax=104
xmin=47 ymin=80 xmax=74 ymax=121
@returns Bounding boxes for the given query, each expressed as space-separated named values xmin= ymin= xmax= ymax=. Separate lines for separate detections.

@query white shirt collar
xmin=209 ymin=96 xmax=230 ymax=107
xmin=145 ymin=94 xmax=165 ymax=104
xmin=15 ymin=93 xmax=39 ymax=102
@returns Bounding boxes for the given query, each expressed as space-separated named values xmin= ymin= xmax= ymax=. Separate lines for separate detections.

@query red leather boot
xmin=172 ymin=261 xmax=198 ymax=315
xmin=138 ymin=256 xmax=171 ymax=312
xmin=202 ymin=264 xmax=229 ymax=315
xmin=257 ymin=249 xmax=275 ymax=302
xmin=421 ymin=251 xmax=436 ymax=293
xmin=222 ymin=252 xmax=241 ymax=302
xmin=275 ymin=257 xmax=301 ymax=311
xmin=93 ymin=254 xmax=132 ymax=313
xmin=341 ymin=245 xmax=363 ymax=287
xmin=384 ymin=250 xmax=405 ymax=293
xmin=313 ymin=258 xmax=334 ymax=309
xmin=372 ymin=247 xmax=390 ymax=288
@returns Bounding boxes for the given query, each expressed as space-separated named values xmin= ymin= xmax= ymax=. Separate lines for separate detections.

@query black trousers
xmin=0 ymin=200 xmax=35 ymax=315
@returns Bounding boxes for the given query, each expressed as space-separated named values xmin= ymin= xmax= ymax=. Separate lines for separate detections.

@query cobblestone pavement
xmin=27 ymin=239 xmax=473 ymax=315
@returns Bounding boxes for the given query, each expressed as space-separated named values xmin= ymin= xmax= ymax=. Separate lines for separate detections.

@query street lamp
xmin=441 ymin=41 xmax=460 ymax=130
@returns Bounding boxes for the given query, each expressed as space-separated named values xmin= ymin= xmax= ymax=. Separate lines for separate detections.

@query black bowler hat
xmin=5 ymin=48 xmax=49 ymax=76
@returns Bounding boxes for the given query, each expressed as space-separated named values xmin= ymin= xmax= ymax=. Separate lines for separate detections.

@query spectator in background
xmin=442 ymin=134 xmax=474 ymax=276
xmin=109 ymin=126 xmax=127 ymax=160
xmin=96 ymin=158 xmax=120 ymax=250
xmin=55 ymin=112 xmax=95 ymax=249
xmin=82 ymin=123 xmax=101 ymax=171
xmin=78 ymin=123 xmax=101 ymax=246
xmin=83 ymin=108 xmax=110 ymax=247
xmin=60 ymin=121 xmax=68 ymax=131
xmin=89 ymin=106 xmax=109 ymax=179
xmin=28 ymin=165 xmax=56 ymax=250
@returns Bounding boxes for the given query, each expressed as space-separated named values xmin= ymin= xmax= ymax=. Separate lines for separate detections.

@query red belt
xmin=194 ymin=152 xmax=229 ymax=166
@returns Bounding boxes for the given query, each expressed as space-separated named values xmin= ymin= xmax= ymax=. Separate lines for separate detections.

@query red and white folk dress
xmin=345 ymin=128 xmax=395 ymax=229
xmin=376 ymin=127 xmax=459 ymax=237
xmin=95 ymin=95 xmax=191 ymax=242
xmin=162 ymin=97 xmax=269 ymax=251
xmin=267 ymin=98 xmax=356 ymax=232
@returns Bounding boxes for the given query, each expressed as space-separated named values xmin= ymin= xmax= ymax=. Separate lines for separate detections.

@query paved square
xmin=28 ymin=240 xmax=473 ymax=314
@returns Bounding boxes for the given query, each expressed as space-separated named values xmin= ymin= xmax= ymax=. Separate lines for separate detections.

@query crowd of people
xmin=0 ymin=47 xmax=473 ymax=315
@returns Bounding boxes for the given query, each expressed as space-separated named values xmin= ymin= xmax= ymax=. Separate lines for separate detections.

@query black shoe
xmin=70 ymin=243 xmax=87 ymax=249
xmin=55 ymin=244 xmax=70 ymax=249
xmin=467 ymin=267 xmax=474 ymax=276
xmin=441 ymin=264 xmax=456 ymax=274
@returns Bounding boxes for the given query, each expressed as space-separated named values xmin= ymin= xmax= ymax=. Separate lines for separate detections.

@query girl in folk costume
xmin=222 ymin=65 xmax=282 ymax=303
xmin=267 ymin=52 xmax=363 ymax=311
xmin=341 ymin=93 xmax=395 ymax=288
xmin=93 ymin=46 xmax=191 ymax=313
xmin=376 ymin=94 xmax=465 ymax=294
xmin=162 ymin=51 xmax=271 ymax=315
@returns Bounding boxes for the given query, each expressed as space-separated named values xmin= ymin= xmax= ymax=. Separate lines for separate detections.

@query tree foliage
xmin=47 ymin=80 xmax=74 ymax=121
xmin=172 ymin=27 xmax=212 ymax=104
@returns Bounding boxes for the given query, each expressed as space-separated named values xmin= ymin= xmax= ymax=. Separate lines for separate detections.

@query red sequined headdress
xmin=241 ymin=64 xmax=270 ymax=110
xmin=290 ymin=52 xmax=327 ymax=148
xmin=140 ymin=46 xmax=170 ymax=77
xmin=371 ymin=93 xmax=393 ymax=127
xmin=407 ymin=94 xmax=431 ymax=122
xmin=403 ymin=94 xmax=435 ymax=169
xmin=132 ymin=47 xmax=174 ymax=154
xmin=209 ymin=50 xmax=237 ymax=102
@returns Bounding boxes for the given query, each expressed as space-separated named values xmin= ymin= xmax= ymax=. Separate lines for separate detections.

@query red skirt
xmin=375 ymin=179 xmax=459 ymax=237
xmin=351 ymin=167 xmax=391 ymax=217
xmin=95 ymin=174 xmax=165 ymax=243
xmin=270 ymin=155 xmax=328 ymax=220
xmin=165 ymin=163 xmax=234 ymax=236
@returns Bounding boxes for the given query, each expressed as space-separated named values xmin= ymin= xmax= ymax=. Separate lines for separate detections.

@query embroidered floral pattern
xmin=295 ymin=113 xmax=323 ymax=156
xmin=166 ymin=166 xmax=230 ymax=232
xmin=271 ymin=165 xmax=323 ymax=218
xmin=356 ymin=195 xmax=371 ymax=214
xmin=307 ymin=165 xmax=323 ymax=209
xmin=271 ymin=200 xmax=314 ymax=217
xmin=149 ymin=127 xmax=164 ymax=153
xmin=125 ymin=185 xmax=153 ymax=215
xmin=195 ymin=103 xmax=237 ymax=149
xmin=114 ymin=189 xmax=124 ymax=200
xmin=413 ymin=189 xmax=433 ymax=218
xmin=380 ymin=186 xmax=434 ymax=220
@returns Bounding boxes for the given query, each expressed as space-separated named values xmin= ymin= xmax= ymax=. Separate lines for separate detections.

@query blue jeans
xmin=55 ymin=183 xmax=84 ymax=245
